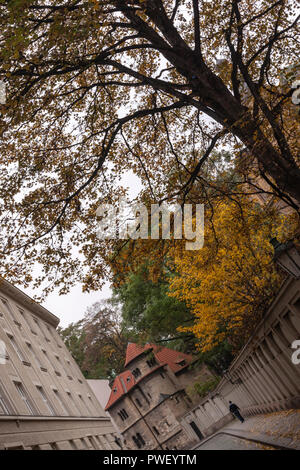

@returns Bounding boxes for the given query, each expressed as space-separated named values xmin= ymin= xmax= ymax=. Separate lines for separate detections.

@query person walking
xmin=229 ymin=401 xmax=245 ymax=423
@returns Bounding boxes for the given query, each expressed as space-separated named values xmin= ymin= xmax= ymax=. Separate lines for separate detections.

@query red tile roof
xmin=104 ymin=370 xmax=135 ymax=411
xmin=105 ymin=343 xmax=195 ymax=410
xmin=124 ymin=342 xmax=194 ymax=373
xmin=153 ymin=346 xmax=194 ymax=373
xmin=124 ymin=342 xmax=153 ymax=367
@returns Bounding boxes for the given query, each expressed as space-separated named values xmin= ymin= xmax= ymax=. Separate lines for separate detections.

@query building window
xmin=118 ymin=408 xmax=129 ymax=421
xmin=88 ymin=395 xmax=96 ymax=413
xmin=136 ymin=397 xmax=142 ymax=407
xmin=160 ymin=372 xmax=165 ymax=379
xmin=132 ymin=436 xmax=141 ymax=449
xmin=146 ymin=357 xmax=157 ymax=368
xmin=14 ymin=381 xmax=36 ymax=415
xmin=153 ymin=426 xmax=160 ymax=436
xmin=32 ymin=317 xmax=47 ymax=338
xmin=177 ymin=359 xmax=186 ymax=366
xmin=17 ymin=308 xmax=30 ymax=330
xmin=66 ymin=391 xmax=76 ymax=412
xmin=32 ymin=316 xmax=50 ymax=342
xmin=42 ymin=349 xmax=53 ymax=371
xmin=7 ymin=334 xmax=26 ymax=362
xmin=132 ymin=368 xmax=141 ymax=378
xmin=0 ymin=381 xmax=12 ymax=414
xmin=133 ymin=433 xmax=145 ymax=449
xmin=78 ymin=393 xmax=92 ymax=415
xmin=36 ymin=386 xmax=56 ymax=416
xmin=53 ymin=389 xmax=69 ymax=415
xmin=26 ymin=342 xmax=44 ymax=369
xmin=50 ymin=442 xmax=59 ymax=450
xmin=1 ymin=298 xmax=18 ymax=323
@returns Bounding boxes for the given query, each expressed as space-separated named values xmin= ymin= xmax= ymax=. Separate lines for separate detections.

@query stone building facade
xmin=105 ymin=343 xmax=215 ymax=450
xmin=0 ymin=279 xmax=118 ymax=450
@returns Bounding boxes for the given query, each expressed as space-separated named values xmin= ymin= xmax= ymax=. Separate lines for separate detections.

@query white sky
xmin=21 ymin=170 xmax=143 ymax=328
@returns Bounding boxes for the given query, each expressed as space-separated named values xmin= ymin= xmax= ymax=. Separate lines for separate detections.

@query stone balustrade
xmin=180 ymin=277 xmax=300 ymax=441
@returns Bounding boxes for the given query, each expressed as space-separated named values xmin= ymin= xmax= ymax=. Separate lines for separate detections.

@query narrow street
xmin=195 ymin=433 xmax=278 ymax=450
xmin=191 ymin=410 xmax=300 ymax=451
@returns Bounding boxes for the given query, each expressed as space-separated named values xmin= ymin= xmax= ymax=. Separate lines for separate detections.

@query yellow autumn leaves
xmin=168 ymin=198 xmax=295 ymax=353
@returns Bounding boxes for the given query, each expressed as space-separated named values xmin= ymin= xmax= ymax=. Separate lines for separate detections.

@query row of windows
xmin=0 ymin=297 xmax=85 ymax=385
xmin=132 ymin=357 xmax=158 ymax=379
xmin=0 ymin=377 xmax=95 ymax=418
xmin=132 ymin=368 xmax=141 ymax=378
xmin=132 ymin=366 xmax=166 ymax=380
xmin=118 ymin=408 xmax=129 ymax=421
xmin=0 ymin=298 xmax=102 ymax=418
xmin=4 ymin=330 xmax=82 ymax=384
xmin=0 ymin=297 xmax=61 ymax=351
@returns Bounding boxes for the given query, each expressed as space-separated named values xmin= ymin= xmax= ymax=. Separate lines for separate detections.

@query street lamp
xmin=270 ymin=238 xmax=300 ymax=279
xmin=223 ymin=369 xmax=242 ymax=385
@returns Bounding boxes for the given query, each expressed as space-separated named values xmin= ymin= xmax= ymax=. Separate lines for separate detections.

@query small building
xmin=87 ymin=379 xmax=123 ymax=441
xmin=104 ymin=343 xmax=215 ymax=450
xmin=0 ymin=279 xmax=118 ymax=450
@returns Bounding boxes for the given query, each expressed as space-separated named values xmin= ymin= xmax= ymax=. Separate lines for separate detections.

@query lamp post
xmin=270 ymin=238 xmax=300 ymax=279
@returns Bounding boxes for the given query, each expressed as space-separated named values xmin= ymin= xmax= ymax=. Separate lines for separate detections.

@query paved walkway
xmin=195 ymin=409 xmax=300 ymax=450
xmin=195 ymin=433 xmax=277 ymax=450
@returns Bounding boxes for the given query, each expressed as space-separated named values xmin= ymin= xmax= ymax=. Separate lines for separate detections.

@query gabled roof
xmin=158 ymin=393 xmax=171 ymax=404
xmin=124 ymin=342 xmax=153 ymax=367
xmin=105 ymin=343 xmax=195 ymax=410
xmin=124 ymin=342 xmax=194 ymax=373
xmin=104 ymin=370 xmax=135 ymax=411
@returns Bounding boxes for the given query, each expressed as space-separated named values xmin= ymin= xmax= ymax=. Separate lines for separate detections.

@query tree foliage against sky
xmin=59 ymin=300 xmax=130 ymax=379
xmin=168 ymin=197 xmax=295 ymax=352
xmin=0 ymin=0 xmax=299 ymax=292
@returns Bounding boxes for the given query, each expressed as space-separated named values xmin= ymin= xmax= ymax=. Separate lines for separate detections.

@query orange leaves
xmin=0 ymin=0 xmax=298 ymax=296
xmin=168 ymin=198 xmax=295 ymax=353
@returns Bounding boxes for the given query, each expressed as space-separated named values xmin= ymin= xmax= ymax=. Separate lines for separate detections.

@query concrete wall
xmin=181 ymin=277 xmax=300 ymax=442
xmin=0 ymin=416 xmax=119 ymax=450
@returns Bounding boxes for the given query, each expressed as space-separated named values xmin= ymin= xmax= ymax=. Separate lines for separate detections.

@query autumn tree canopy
xmin=0 ymin=0 xmax=299 ymax=291
xmin=114 ymin=264 xmax=194 ymax=348
xmin=168 ymin=197 xmax=295 ymax=352
xmin=59 ymin=300 xmax=131 ymax=379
